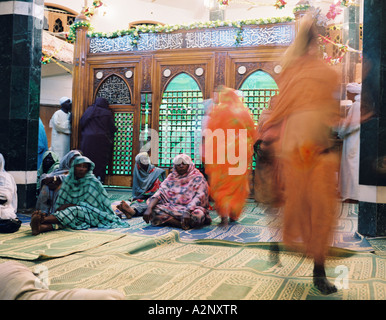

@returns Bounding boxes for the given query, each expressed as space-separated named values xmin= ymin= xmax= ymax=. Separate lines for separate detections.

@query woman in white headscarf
xmin=0 ymin=153 xmax=21 ymax=233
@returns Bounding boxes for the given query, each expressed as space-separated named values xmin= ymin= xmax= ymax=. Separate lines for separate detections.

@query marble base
xmin=358 ymin=201 xmax=386 ymax=237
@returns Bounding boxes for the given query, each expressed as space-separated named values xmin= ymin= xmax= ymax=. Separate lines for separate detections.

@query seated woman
xmin=0 ymin=153 xmax=21 ymax=233
xmin=143 ymin=154 xmax=211 ymax=230
xmin=35 ymin=150 xmax=82 ymax=215
xmin=36 ymin=151 xmax=60 ymax=193
xmin=117 ymin=152 xmax=165 ymax=219
xmin=30 ymin=156 xmax=129 ymax=235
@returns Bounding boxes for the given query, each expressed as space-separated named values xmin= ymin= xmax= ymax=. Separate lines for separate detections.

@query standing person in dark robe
xmin=79 ymin=97 xmax=117 ymax=183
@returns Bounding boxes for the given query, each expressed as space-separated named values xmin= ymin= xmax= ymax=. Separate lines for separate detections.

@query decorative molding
xmin=161 ymin=65 xmax=206 ymax=93
xmin=89 ymin=23 xmax=295 ymax=54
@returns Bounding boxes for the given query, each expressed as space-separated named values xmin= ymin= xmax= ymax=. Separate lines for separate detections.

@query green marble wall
xmin=0 ymin=0 xmax=44 ymax=209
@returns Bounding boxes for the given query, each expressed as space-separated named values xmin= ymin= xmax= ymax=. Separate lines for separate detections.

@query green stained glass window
xmin=159 ymin=73 xmax=204 ymax=168
xmin=240 ymin=70 xmax=279 ymax=125
xmin=106 ymin=112 xmax=134 ymax=175
xmin=240 ymin=70 xmax=279 ymax=169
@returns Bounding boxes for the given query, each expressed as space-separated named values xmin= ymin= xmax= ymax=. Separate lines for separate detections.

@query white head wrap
xmin=59 ymin=97 xmax=72 ymax=105
xmin=346 ymin=83 xmax=362 ymax=94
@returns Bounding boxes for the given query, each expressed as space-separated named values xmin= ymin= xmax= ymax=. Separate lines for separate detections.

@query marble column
xmin=0 ymin=0 xmax=44 ymax=210
xmin=358 ymin=0 xmax=386 ymax=236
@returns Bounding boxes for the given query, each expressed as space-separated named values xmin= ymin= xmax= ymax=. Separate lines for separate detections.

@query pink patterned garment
xmin=148 ymin=154 xmax=211 ymax=229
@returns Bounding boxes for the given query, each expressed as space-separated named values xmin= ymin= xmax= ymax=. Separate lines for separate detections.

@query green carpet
xmin=2 ymin=190 xmax=385 ymax=300
xmin=2 ymin=231 xmax=385 ymax=300
xmin=0 ymin=225 xmax=125 ymax=260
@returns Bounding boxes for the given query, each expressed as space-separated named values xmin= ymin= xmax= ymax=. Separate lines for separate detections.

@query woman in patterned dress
xmin=143 ymin=154 xmax=211 ymax=230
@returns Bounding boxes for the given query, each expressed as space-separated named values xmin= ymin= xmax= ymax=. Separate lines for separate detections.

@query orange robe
xmin=259 ymin=54 xmax=341 ymax=264
xmin=204 ymin=87 xmax=256 ymax=220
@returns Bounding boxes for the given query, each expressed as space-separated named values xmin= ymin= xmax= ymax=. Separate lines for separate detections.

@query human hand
xmin=143 ymin=208 xmax=153 ymax=224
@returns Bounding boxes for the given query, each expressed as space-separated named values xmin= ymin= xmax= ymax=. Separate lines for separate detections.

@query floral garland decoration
xmin=41 ymin=53 xmax=51 ymax=65
xmin=84 ymin=1 xmax=104 ymax=18
xmin=319 ymin=34 xmax=362 ymax=65
xmin=326 ymin=0 xmax=356 ymax=20
xmin=67 ymin=20 xmax=92 ymax=43
xmin=274 ymin=0 xmax=287 ymax=10
xmin=293 ymin=3 xmax=311 ymax=14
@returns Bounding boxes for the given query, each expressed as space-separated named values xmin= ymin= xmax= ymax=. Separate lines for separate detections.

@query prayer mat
xmin=3 ymin=231 xmax=385 ymax=300
xmin=0 ymin=225 xmax=125 ymax=261
xmin=368 ymin=238 xmax=386 ymax=257
xmin=107 ymin=199 xmax=373 ymax=253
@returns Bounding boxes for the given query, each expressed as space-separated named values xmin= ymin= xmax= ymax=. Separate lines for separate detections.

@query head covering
xmin=132 ymin=152 xmax=165 ymax=200
xmin=150 ymin=154 xmax=209 ymax=217
xmin=281 ymin=13 xmax=320 ymax=71
xmin=63 ymin=156 xmax=95 ymax=184
xmin=60 ymin=97 xmax=71 ymax=105
xmin=347 ymin=83 xmax=362 ymax=94
xmin=54 ymin=156 xmax=128 ymax=229
xmin=173 ymin=154 xmax=193 ymax=166
xmin=0 ymin=153 xmax=18 ymax=219
xmin=80 ymin=97 xmax=113 ymax=127
xmin=94 ymin=97 xmax=109 ymax=109
xmin=37 ymin=151 xmax=60 ymax=190
xmin=58 ymin=150 xmax=82 ymax=171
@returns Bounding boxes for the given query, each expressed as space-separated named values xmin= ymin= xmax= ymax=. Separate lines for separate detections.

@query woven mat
xmin=107 ymin=199 xmax=373 ymax=253
xmin=0 ymin=225 xmax=125 ymax=261
xmin=3 ymin=231 xmax=384 ymax=300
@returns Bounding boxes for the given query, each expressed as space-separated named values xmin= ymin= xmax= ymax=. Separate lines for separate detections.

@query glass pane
xmin=239 ymin=70 xmax=279 ymax=169
xmin=159 ymin=73 xmax=204 ymax=168
xmin=106 ymin=112 xmax=134 ymax=175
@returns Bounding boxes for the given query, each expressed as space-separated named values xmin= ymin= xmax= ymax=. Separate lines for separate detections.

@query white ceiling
xmin=46 ymin=0 xmax=318 ymax=32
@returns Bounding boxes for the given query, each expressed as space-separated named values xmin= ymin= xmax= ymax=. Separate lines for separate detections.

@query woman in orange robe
xmin=204 ymin=87 xmax=256 ymax=226
xmin=257 ymin=15 xmax=341 ymax=294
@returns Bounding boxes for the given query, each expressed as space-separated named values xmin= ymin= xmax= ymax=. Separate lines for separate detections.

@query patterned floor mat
xmin=0 ymin=225 xmax=125 ymax=260
xmin=17 ymin=189 xmax=373 ymax=253
xmin=107 ymin=195 xmax=373 ymax=253
xmin=2 ymin=230 xmax=385 ymax=300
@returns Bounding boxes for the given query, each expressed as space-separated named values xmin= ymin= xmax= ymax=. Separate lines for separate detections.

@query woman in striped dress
xmin=30 ymin=156 xmax=128 ymax=235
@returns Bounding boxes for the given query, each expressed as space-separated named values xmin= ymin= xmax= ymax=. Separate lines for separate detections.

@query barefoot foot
xmin=313 ymin=276 xmax=337 ymax=295
xmin=218 ymin=216 xmax=229 ymax=227
xmin=313 ymin=264 xmax=337 ymax=295
xmin=117 ymin=201 xmax=135 ymax=219
xmin=30 ymin=212 xmax=42 ymax=236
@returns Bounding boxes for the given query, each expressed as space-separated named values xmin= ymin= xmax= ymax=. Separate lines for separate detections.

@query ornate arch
xmin=95 ymin=74 xmax=132 ymax=105
xmin=158 ymin=72 xmax=204 ymax=168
